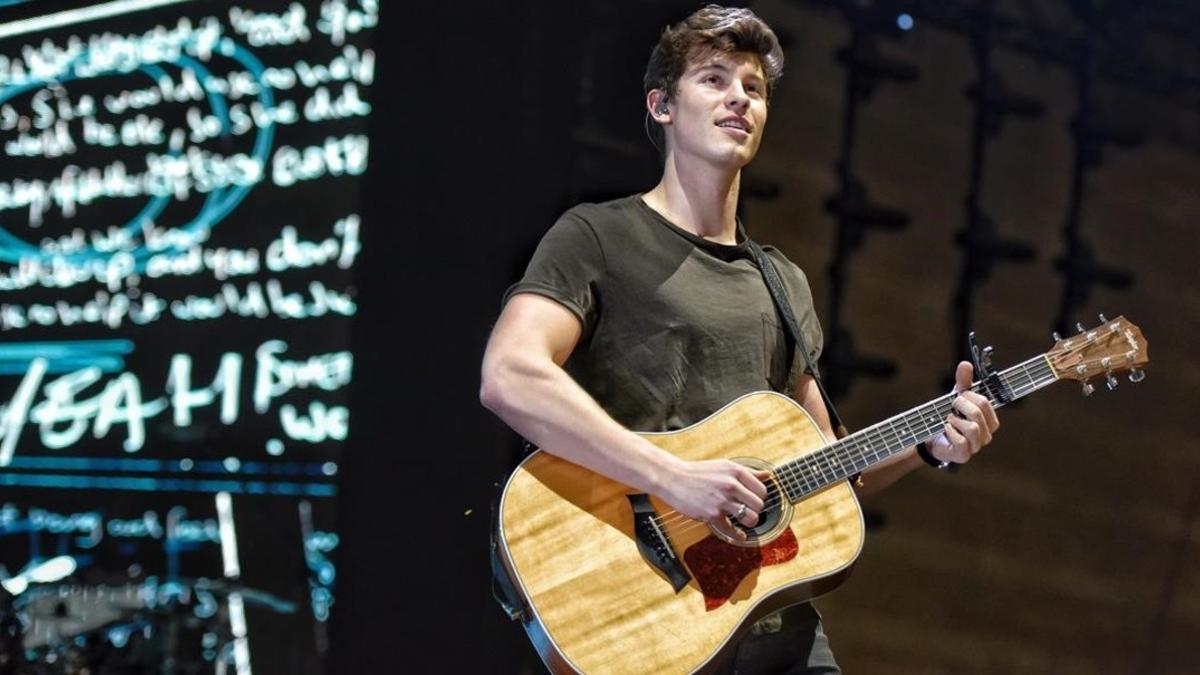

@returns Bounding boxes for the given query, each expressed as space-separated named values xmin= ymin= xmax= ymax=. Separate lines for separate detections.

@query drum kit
xmin=0 ymin=564 xmax=296 ymax=675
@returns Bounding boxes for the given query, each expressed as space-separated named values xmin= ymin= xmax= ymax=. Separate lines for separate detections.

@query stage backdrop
xmin=0 ymin=1 xmax=376 ymax=673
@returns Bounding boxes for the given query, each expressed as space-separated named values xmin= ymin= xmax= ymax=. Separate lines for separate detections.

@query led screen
xmin=0 ymin=1 xmax=376 ymax=672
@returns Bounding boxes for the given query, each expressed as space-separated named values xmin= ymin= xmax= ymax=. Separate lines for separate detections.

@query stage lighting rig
xmin=820 ymin=6 xmax=922 ymax=400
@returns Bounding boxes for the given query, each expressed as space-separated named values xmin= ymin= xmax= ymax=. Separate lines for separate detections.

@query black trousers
xmin=718 ymin=604 xmax=841 ymax=675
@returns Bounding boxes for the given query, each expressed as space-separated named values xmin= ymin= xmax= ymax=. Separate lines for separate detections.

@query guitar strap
xmin=747 ymin=240 xmax=849 ymax=440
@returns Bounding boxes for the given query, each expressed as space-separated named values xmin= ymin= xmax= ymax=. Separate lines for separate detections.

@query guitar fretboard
xmin=776 ymin=355 xmax=1057 ymax=502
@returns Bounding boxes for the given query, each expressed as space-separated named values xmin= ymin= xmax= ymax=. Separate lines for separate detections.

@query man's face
xmin=662 ymin=51 xmax=769 ymax=169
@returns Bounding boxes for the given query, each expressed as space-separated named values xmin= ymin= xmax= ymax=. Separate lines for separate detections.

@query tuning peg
xmin=1105 ymin=372 xmax=1119 ymax=391
xmin=981 ymin=346 xmax=994 ymax=368
xmin=1128 ymin=368 xmax=1145 ymax=383
xmin=1098 ymin=313 xmax=1108 ymax=323
xmin=1052 ymin=331 xmax=1062 ymax=341
xmin=1076 ymin=322 xmax=1087 ymax=333
xmin=1081 ymin=380 xmax=1095 ymax=396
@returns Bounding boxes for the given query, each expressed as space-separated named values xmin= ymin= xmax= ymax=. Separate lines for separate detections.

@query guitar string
xmin=649 ymin=361 xmax=1051 ymax=540
xmin=647 ymin=359 xmax=1046 ymax=532
xmin=647 ymin=397 xmax=974 ymax=534
xmin=656 ymin=342 xmax=1133 ymax=533
xmin=768 ymin=345 xmax=1132 ymax=504
xmin=641 ymin=348 xmax=1127 ymax=536
xmin=649 ymin=350 xmax=1134 ymax=541
xmin=644 ymin=357 xmax=1066 ymax=539
xmin=651 ymin=353 xmax=1074 ymax=537
xmin=639 ymin=336 xmax=1126 ymax=531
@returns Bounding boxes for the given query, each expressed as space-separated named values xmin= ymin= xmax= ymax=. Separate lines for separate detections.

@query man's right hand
xmin=658 ymin=458 xmax=769 ymax=529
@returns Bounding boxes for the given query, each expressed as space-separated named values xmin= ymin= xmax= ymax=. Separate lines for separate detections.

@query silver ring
xmin=732 ymin=503 xmax=747 ymax=520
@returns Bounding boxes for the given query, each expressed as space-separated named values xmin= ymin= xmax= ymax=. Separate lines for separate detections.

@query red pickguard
xmin=682 ymin=528 xmax=799 ymax=611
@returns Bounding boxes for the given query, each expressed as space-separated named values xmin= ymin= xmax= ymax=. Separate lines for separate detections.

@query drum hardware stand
xmin=1053 ymin=2 xmax=1138 ymax=336
xmin=953 ymin=0 xmax=1040 ymax=379
xmin=824 ymin=6 xmax=917 ymax=400
xmin=0 ymin=586 xmax=26 ymax=675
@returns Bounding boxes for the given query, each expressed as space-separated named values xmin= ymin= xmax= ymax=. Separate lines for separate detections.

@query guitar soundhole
xmin=710 ymin=457 xmax=793 ymax=547
xmin=733 ymin=476 xmax=783 ymax=539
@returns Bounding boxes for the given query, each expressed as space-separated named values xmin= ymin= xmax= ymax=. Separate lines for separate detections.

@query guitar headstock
xmin=1047 ymin=315 xmax=1149 ymax=392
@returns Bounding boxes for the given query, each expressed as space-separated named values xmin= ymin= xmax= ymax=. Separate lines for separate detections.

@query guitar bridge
xmin=628 ymin=494 xmax=691 ymax=593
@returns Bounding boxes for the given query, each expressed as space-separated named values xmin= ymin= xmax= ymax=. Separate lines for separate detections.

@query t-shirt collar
xmin=634 ymin=195 xmax=751 ymax=261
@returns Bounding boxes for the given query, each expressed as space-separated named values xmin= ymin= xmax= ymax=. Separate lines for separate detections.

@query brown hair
xmin=643 ymin=4 xmax=784 ymax=149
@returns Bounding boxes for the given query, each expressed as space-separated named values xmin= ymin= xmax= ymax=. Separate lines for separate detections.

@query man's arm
xmin=792 ymin=362 xmax=1000 ymax=496
xmin=480 ymin=293 xmax=768 ymax=526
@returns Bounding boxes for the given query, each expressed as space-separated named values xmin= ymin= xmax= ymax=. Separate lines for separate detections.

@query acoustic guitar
xmin=495 ymin=317 xmax=1148 ymax=674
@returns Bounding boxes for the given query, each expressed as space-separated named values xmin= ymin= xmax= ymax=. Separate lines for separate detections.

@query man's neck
xmin=643 ymin=155 xmax=741 ymax=245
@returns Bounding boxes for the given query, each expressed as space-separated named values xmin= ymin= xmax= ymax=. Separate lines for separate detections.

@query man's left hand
xmin=928 ymin=361 xmax=1001 ymax=464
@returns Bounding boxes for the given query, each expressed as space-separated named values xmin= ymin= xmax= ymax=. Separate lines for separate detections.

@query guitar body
xmin=497 ymin=391 xmax=866 ymax=674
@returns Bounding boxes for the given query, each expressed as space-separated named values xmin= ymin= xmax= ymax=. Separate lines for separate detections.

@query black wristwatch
xmin=917 ymin=440 xmax=953 ymax=470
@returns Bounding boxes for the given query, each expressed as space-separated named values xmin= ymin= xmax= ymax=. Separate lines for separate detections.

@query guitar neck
xmin=776 ymin=355 xmax=1058 ymax=502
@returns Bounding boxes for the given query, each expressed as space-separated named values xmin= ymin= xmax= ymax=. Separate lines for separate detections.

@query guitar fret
xmin=831 ymin=442 xmax=850 ymax=473
xmin=780 ymin=354 xmax=1064 ymax=502
xmin=776 ymin=464 xmax=793 ymax=499
xmin=817 ymin=451 xmax=836 ymax=483
xmin=1020 ymin=362 xmax=1037 ymax=394
xmin=899 ymin=416 xmax=919 ymax=449
xmin=796 ymin=467 xmax=811 ymax=499
xmin=778 ymin=464 xmax=796 ymax=498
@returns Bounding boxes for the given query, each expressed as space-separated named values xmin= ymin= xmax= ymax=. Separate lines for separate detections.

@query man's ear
xmin=648 ymin=89 xmax=670 ymax=120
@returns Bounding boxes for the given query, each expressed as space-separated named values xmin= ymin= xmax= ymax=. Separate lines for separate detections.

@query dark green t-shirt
xmin=505 ymin=195 xmax=822 ymax=432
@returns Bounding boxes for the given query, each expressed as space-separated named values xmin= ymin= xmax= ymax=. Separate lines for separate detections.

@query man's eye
xmin=704 ymin=75 xmax=721 ymax=84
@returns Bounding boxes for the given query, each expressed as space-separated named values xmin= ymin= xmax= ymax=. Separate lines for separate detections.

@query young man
xmin=481 ymin=5 xmax=999 ymax=672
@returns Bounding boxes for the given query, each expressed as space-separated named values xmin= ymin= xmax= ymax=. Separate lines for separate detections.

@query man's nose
xmin=726 ymin=85 xmax=750 ymax=110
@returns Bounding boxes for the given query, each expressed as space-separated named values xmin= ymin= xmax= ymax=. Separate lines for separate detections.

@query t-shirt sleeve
xmin=503 ymin=210 xmax=605 ymax=333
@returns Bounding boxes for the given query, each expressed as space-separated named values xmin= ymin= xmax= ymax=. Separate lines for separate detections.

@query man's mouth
xmin=716 ymin=117 xmax=752 ymax=133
